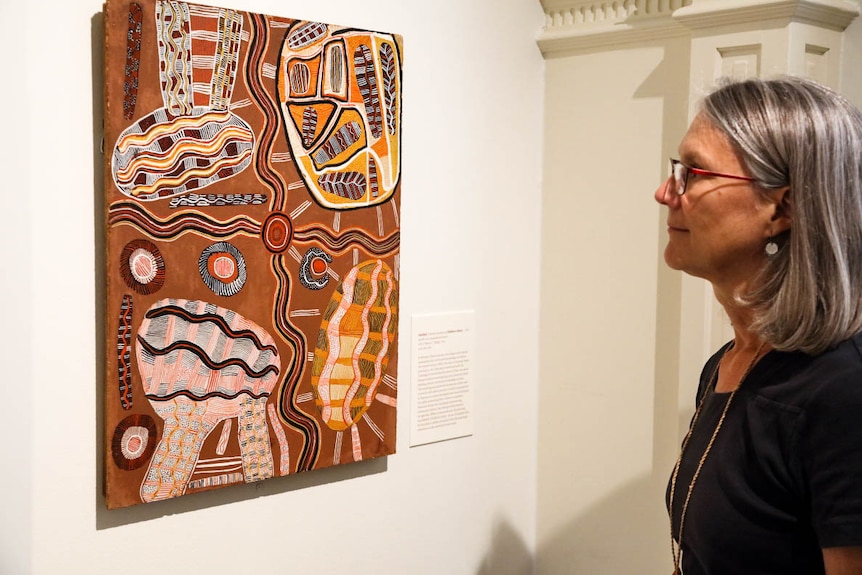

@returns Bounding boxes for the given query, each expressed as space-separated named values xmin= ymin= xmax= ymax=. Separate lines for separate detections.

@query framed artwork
xmin=102 ymin=0 xmax=402 ymax=509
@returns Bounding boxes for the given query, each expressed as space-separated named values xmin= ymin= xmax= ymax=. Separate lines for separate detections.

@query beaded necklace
xmin=668 ymin=342 xmax=766 ymax=575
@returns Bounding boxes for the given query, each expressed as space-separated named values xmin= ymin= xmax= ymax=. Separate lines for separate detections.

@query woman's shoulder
xmin=755 ymin=332 xmax=862 ymax=411
xmin=803 ymin=332 xmax=862 ymax=385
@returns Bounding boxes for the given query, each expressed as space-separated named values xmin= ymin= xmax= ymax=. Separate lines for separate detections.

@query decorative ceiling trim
xmin=673 ymin=0 xmax=860 ymax=31
xmin=538 ymin=19 xmax=690 ymax=57
xmin=537 ymin=0 xmax=860 ymax=57
xmin=537 ymin=0 xmax=692 ymax=56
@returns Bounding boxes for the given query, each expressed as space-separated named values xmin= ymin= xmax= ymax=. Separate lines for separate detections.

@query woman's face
xmin=654 ymin=113 xmax=783 ymax=288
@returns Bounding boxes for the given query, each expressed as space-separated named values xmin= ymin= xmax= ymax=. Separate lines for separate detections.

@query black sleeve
xmin=799 ymin=366 xmax=862 ymax=547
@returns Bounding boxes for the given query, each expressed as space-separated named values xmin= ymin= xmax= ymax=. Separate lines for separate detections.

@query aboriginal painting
xmin=103 ymin=0 xmax=402 ymax=509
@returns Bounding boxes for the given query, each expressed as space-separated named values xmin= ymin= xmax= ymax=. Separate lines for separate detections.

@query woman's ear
xmin=769 ymin=186 xmax=792 ymax=235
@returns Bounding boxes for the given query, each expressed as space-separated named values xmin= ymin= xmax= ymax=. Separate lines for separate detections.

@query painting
xmin=102 ymin=0 xmax=402 ymax=509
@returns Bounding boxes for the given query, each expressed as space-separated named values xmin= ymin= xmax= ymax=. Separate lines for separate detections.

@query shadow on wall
xmin=476 ymin=518 xmax=535 ymax=575
xmin=535 ymin=473 xmax=672 ymax=575
xmin=474 ymin=484 xmax=672 ymax=575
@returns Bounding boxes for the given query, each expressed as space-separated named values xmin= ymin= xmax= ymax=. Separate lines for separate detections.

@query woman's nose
xmin=655 ymin=176 xmax=677 ymax=206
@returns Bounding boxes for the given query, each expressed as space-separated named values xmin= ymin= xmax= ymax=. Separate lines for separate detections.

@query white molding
xmin=538 ymin=17 xmax=690 ymax=56
xmin=537 ymin=0 xmax=860 ymax=56
xmin=541 ymin=0 xmax=687 ymax=28
xmin=673 ymin=0 xmax=860 ymax=31
xmin=538 ymin=0 xmax=690 ymax=56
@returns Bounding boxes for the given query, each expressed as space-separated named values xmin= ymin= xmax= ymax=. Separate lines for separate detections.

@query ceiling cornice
xmin=537 ymin=0 xmax=861 ymax=57
xmin=673 ymin=0 xmax=859 ymax=31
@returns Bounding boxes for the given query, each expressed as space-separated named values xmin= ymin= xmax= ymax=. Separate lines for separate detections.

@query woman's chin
xmin=663 ymin=247 xmax=685 ymax=271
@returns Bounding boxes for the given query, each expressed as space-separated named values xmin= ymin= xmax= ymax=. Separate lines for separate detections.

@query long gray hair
xmin=702 ymin=76 xmax=862 ymax=354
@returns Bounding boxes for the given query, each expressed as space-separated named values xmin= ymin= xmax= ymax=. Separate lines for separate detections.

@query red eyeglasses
xmin=669 ymin=158 xmax=756 ymax=196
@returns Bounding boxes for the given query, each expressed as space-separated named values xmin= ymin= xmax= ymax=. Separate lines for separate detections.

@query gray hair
xmin=701 ymin=76 xmax=862 ymax=354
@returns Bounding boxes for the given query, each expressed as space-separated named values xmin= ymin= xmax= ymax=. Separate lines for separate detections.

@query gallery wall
xmin=537 ymin=35 xmax=692 ymax=573
xmin=0 ymin=0 xmax=545 ymax=573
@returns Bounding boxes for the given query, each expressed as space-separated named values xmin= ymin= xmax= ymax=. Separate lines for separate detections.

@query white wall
xmin=1 ymin=1 xmax=35 ymax=573
xmin=842 ymin=8 xmax=862 ymax=103
xmin=0 ymin=0 xmax=545 ymax=573
xmin=536 ymin=37 xmax=693 ymax=575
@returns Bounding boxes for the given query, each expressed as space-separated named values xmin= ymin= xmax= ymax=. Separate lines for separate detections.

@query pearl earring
xmin=765 ymin=240 xmax=778 ymax=256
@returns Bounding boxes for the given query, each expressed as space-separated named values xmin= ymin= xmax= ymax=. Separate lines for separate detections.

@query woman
xmin=657 ymin=77 xmax=862 ymax=574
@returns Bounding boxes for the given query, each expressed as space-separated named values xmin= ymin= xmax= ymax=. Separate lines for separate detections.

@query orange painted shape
xmin=287 ymin=101 xmax=337 ymax=149
xmin=310 ymin=260 xmax=399 ymax=432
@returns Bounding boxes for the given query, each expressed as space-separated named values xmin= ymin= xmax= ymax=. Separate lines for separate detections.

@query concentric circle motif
xmin=111 ymin=414 xmax=158 ymax=471
xmin=261 ymin=212 xmax=293 ymax=253
xmin=199 ymin=241 xmax=247 ymax=296
xmin=120 ymin=239 xmax=165 ymax=295
xmin=210 ymin=254 xmax=238 ymax=283
xmin=298 ymin=247 xmax=332 ymax=290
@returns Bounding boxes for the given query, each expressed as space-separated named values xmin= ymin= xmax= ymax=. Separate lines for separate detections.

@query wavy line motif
xmin=116 ymin=108 xmax=235 ymax=153
xmin=118 ymin=295 xmax=134 ymax=409
xmin=312 ymin=260 xmax=397 ymax=432
xmin=156 ymin=1 xmax=193 ymax=115
xmin=121 ymin=149 xmax=253 ymax=198
xmin=114 ymin=126 xmax=253 ymax=180
xmin=246 ymin=13 xmax=288 ymax=211
xmin=112 ymin=107 xmax=255 ymax=200
xmin=146 ymin=388 xmax=271 ymax=401
xmin=210 ymin=9 xmax=243 ymax=110
xmin=340 ymin=261 xmax=383 ymax=427
xmin=293 ymin=225 xmax=399 ymax=255
xmin=124 ymin=3 xmax=143 ymax=120
xmin=144 ymin=305 xmax=279 ymax=354
xmin=137 ymin=337 xmax=281 ymax=379
xmin=271 ymin=254 xmax=320 ymax=471
xmin=169 ymin=193 xmax=267 ymax=208
xmin=364 ymin=267 xmax=395 ymax=406
xmin=109 ymin=201 xmax=261 ymax=240
xmin=115 ymin=124 xmax=253 ymax=172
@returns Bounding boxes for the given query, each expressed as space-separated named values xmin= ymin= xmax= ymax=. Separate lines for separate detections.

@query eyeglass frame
xmin=669 ymin=158 xmax=757 ymax=196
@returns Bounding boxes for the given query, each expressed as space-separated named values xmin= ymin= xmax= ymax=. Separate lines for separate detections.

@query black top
xmin=667 ymin=334 xmax=862 ymax=574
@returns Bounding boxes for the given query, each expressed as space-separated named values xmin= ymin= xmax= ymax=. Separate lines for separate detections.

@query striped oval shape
xmin=112 ymin=107 xmax=254 ymax=201
xmin=311 ymin=259 xmax=398 ymax=431
xmin=287 ymin=21 xmax=328 ymax=49
xmin=136 ymin=298 xmax=280 ymax=401
xmin=289 ymin=62 xmax=311 ymax=94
